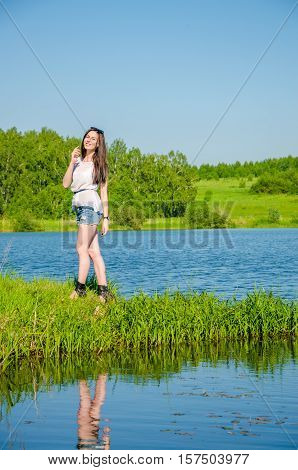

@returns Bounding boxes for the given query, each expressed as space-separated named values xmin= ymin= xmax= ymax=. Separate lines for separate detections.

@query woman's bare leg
xmin=88 ymin=232 xmax=107 ymax=285
xmin=77 ymin=224 xmax=98 ymax=283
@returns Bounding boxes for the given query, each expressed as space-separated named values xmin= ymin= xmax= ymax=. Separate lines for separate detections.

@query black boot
xmin=97 ymin=284 xmax=109 ymax=301
xmin=75 ymin=281 xmax=87 ymax=297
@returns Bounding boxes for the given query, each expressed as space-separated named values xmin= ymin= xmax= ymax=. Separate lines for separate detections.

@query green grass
xmin=0 ymin=216 xmax=128 ymax=232
xmin=195 ymin=177 xmax=298 ymax=228
xmin=0 ymin=273 xmax=296 ymax=369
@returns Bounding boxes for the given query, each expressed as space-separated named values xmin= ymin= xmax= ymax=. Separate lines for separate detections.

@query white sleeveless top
xmin=70 ymin=157 xmax=103 ymax=212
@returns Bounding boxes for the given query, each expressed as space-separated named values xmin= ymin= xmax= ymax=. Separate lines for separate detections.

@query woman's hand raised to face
xmin=71 ymin=146 xmax=81 ymax=165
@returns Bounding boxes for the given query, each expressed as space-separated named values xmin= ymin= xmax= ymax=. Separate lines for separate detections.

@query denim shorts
xmin=74 ymin=206 xmax=103 ymax=225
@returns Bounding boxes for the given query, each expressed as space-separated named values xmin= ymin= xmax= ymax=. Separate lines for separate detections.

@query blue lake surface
xmin=0 ymin=344 xmax=297 ymax=450
xmin=0 ymin=228 xmax=297 ymax=449
xmin=0 ymin=228 xmax=297 ymax=299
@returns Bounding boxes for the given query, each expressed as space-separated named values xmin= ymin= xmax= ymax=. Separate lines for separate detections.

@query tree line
xmin=0 ymin=128 xmax=296 ymax=229
xmin=198 ymin=155 xmax=297 ymax=180
xmin=0 ymin=127 xmax=199 ymax=222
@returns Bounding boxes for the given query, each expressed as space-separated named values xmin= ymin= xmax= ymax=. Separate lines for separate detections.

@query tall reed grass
xmin=0 ymin=273 xmax=296 ymax=368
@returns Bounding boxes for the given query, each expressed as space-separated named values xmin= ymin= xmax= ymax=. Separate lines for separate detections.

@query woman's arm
xmin=62 ymin=162 xmax=75 ymax=188
xmin=62 ymin=146 xmax=81 ymax=188
xmin=100 ymin=178 xmax=109 ymax=217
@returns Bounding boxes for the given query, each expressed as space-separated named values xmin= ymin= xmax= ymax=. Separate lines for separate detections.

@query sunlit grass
xmin=195 ymin=178 xmax=298 ymax=228
xmin=0 ymin=273 xmax=296 ymax=369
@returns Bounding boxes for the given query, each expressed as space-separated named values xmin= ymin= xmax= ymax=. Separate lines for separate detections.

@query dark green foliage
xmin=12 ymin=212 xmax=42 ymax=232
xmin=185 ymin=198 xmax=231 ymax=228
xmin=268 ymin=208 xmax=280 ymax=223
xmin=0 ymin=127 xmax=77 ymax=219
xmin=185 ymin=201 xmax=209 ymax=228
xmin=250 ymin=169 xmax=298 ymax=195
xmin=108 ymin=143 xmax=199 ymax=218
xmin=211 ymin=208 xmax=230 ymax=228
xmin=112 ymin=205 xmax=146 ymax=230
xmin=204 ymin=190 xmax=213 ymax=201
xmin=198 ymin=155 xmax=297 ymax=180
xmin=0 ymin=129 xmax=199 ymax=221
xmin=1 ymin=127 xmax=296 ymax=225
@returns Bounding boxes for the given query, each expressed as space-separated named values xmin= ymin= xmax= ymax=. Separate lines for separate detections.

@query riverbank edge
xmin=1 ymin=216 xmax=298 ymax=232
xmin=0 ymin=274 xmax=297 ymax=367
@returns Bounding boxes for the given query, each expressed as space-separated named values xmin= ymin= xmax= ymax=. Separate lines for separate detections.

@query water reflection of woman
xmin=77 ymin=374 xmax=110 ymax=450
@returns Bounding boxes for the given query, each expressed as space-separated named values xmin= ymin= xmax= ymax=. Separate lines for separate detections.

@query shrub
xmin=12 ymin=211 xmax=42 ymax=232
xmin=185 ymin=201 xmax=209 ymax=228
xmin=185 ymin=200 xmax=230 ymax=228
xmin=268 ymin=208 xmax=280 ymax=223
xmin=204 ymin=190 xmax=213 ymax=202
xmin=210 ymin=209 xmax=230 ymax=228
xmin=250 ymin=169 xmax=298 ymax=194
xmin=160 ymin=200 xmax=187 ymax=218
xmin=290 ymin=216 xmax=298 ymax=224
xmin=112 ymin=205 xmax=146 ymax=230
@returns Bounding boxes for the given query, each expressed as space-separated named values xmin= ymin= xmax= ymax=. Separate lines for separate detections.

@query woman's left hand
xmin=101 ymin=219 xmax=109 ymax=236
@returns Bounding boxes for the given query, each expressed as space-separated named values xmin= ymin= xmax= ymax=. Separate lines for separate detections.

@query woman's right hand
xmin=71 ymin=146 xmax=81 ymax=165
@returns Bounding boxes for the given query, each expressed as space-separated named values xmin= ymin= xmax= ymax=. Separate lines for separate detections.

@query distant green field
xmin=194 ymin=177 xmax=298 ymax=228
xmin=0 ymin=177 xmax=297 ymax=231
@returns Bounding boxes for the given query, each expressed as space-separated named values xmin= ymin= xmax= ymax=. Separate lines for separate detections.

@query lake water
xmin=0 ymin=228 xmax=297 ymax=449
xmin=0 ymin=228 xmax=297 ymax=299
xmin=0 ymin=342 xmax=297 ymax=450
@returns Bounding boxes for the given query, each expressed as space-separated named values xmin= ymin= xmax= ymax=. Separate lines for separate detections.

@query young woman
xmin=62 ymin=126 xmax=110 ymax=302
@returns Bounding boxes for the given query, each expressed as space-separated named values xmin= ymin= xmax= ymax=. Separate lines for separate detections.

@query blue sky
xmin=0 ymin=0 xmax=297 ymax=165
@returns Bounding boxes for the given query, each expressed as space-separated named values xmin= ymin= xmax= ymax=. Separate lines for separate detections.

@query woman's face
xmin=84 ymin=131 xmax=99 ymax=151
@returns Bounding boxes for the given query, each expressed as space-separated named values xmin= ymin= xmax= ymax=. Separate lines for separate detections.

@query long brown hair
xmin=80 ymin=127 xmax=108 ymax=185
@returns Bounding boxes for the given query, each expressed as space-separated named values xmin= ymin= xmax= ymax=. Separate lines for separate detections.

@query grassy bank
xmin=0 ymin=177 xmax=297 ymax=231
xmin=0 ymin=274 xmax=296 ymax=368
